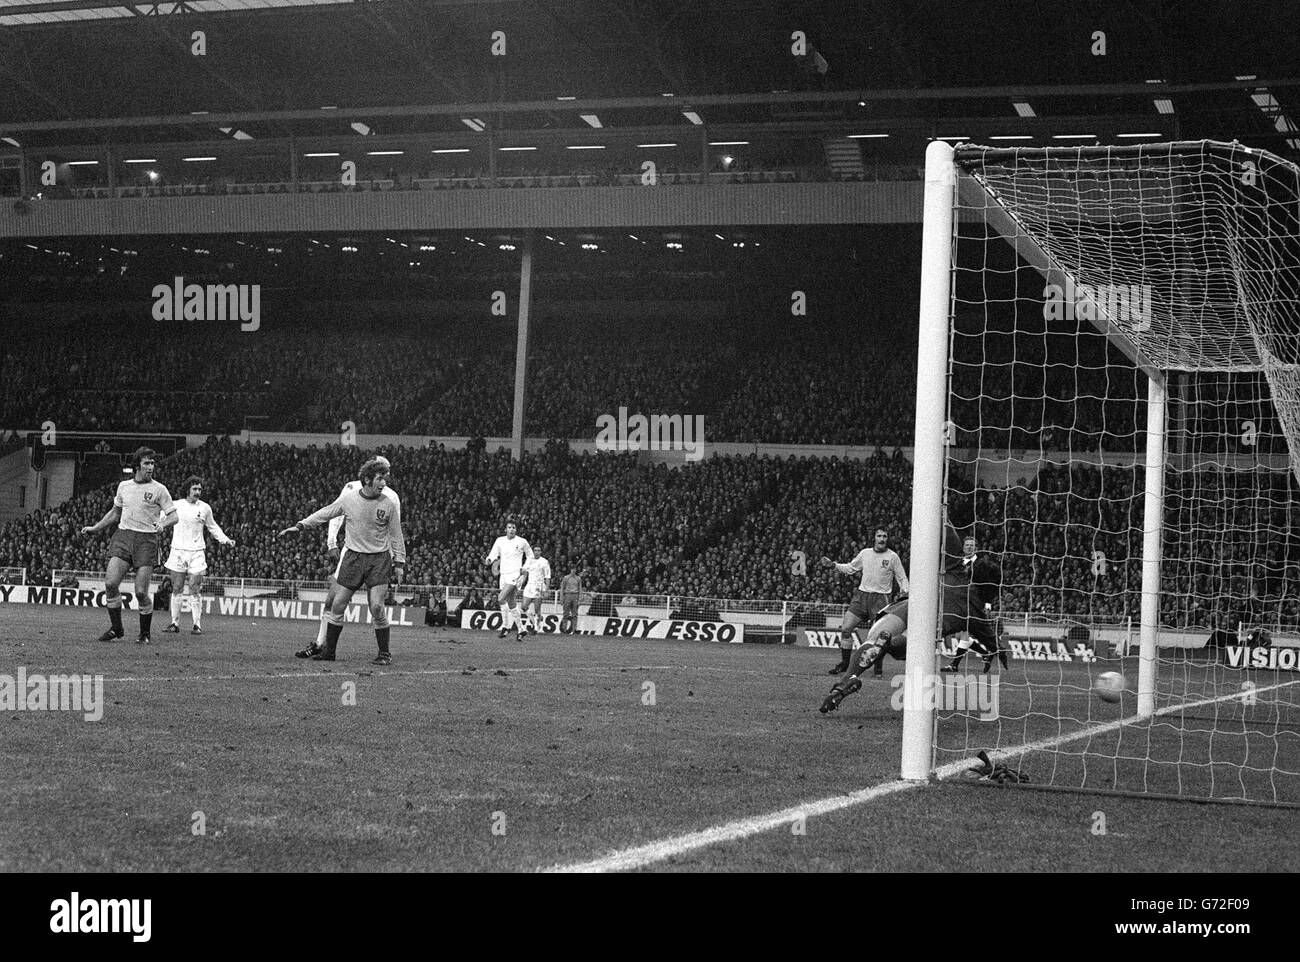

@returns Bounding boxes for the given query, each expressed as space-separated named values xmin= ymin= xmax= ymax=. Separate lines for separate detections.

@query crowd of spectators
xmin=3 ymin=439 xmax=1296 ymax=628
xmin=2 ymin=312 xmax=930 ymax=445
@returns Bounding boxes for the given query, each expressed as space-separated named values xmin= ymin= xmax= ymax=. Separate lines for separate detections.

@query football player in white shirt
xmin=279 ymin=457 xmax=405 ymax=665
xmin=485 ymin=521 xmax=534 ymax=639
xmin=79 ymin=447 xmax=177 ymax=644
xmin=520 ymin=549 xmax=552 ymax=634
xmin=161 ymin=476 xmax=235 ymax=635
xmin=295 ymin=455 xmax=397 ymax=659
xmin=821 ymin=527 xmax=910 ymax=676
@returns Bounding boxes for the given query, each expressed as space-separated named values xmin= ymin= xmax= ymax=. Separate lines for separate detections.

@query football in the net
xmin=1093 ymin=671 xmax=1126 ymax=703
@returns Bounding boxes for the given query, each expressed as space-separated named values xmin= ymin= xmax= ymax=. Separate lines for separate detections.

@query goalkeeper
xmin=820 ymin=526 xmax=1002 ymax=714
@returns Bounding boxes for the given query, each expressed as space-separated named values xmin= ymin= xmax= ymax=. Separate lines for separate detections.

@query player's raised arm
xmin=822 ymin=550 xmax=864 ymax=575
xmin=205 ymin=510 xmax=235 ymax=547
xmin=278 ymin=497 xmax=346 ymax=538
xmin=81 ymin=504 xmax=121 ymax=536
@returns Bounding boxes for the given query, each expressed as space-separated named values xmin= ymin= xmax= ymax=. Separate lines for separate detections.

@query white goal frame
xmin=901 ymin=139 xmax=1174 ymax=779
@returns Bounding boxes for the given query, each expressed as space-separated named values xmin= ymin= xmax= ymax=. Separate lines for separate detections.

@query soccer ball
xmin=1093 ymin=671 xmax=1126 ymax=703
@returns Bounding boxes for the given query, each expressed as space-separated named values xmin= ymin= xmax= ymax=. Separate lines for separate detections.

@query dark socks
xmin=324 ymin=622 xmax=343 ymax=655
xmin=139 ymin=612 xmax=152 ymax=637
xmin=108 ymin=605 xmax=123 ymax=634
xmin=375 ymin=627 xmax=390 ymax=654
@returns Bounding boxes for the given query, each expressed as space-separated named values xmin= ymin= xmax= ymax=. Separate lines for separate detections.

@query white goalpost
xmin=905 ymin=139 xmax=1300 ymax=806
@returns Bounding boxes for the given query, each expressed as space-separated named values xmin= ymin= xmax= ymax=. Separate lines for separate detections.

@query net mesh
xmin=935 ymin=141 xmax=1300 ymax=806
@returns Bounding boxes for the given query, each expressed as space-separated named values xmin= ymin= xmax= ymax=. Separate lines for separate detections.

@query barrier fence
xmin=10 ymin=567 xmax=1286 ymax=651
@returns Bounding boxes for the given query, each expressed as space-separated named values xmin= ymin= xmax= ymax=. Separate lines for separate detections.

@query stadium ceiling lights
xmin=498 ymin=146 xmax=537 ymax=151
xmin=182 ymin=156 xmax=217 ymax=162
xmin=934 ymin=136 xmax=970 ymax=141
xmin=847 ymin=133 xmax=889 ymax=139
xmin=1247 ymin=85 xmax=1300 ymax=151
xmin=123 ymin=158 xmax=156 ymax=164
xmin=1116 ymin=132 xmax=1163 ymax=139
xmin=580 ymin=114 xmax=603 ymax=128
xmin=682 ymin=111 xmax=703 ymax=125
xmin=566 ymin=145 xmax=605 ymax=150
xmin=350 ymin=122 xmax=372 ymax=136
xmin=1013 ymin=102 xmax=1036 ymax=117
xmin=989 ymin=135 xmax=1033 ymax=141
xmin=709 ymin=140 xmax=748 ymax=146
xmin=1052 ymin=134 xmax=1096 ymax=139
xmin=432 ymin=148 xmax=471 ymax=154
xmin=556 ymin=96 xmax=577 ymax=101
xmin=1 ymin=137 xmax=19 ymax=147
xmin=367 ymin=150 xmax=404 ymax=156
xmin=637 ymin=143 xmax=677 ymax=148
xmin=462 ymin=118 xmax=486 ymax=132
xmin=65 ymin=160 xmax=98 ymax=166
xmin=303 ymin=152 xmax=339 ymax=157
xmin=1154 ymin=99 xmax=1175 ymax=114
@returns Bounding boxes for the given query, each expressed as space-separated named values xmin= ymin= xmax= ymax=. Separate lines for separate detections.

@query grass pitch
xmin=0 ymin=605 xmax=1295 ymax=872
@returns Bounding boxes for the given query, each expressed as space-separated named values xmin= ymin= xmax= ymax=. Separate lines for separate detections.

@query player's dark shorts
xmin=942 ymin=610 xmax=998 ymax=650
xmin=849 ymin=589 xmax=891 ymax=621
xmin=108 ymin=529 xmax=160 ymax=569
xmin=336 ymin=549 xmax=394 ymax=591
xmin=562 ymin=593 xmax=580 ymax=617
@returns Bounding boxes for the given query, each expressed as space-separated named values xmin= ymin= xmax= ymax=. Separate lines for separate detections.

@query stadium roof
xmin=0 ymin=0 xmax=1297 ymax=159
xmin=0 ymin=0 xmax=351 ymax=28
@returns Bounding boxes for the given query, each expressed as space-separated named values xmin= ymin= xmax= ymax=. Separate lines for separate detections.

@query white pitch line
xmin=546 ymin=676 xmax=1300 ymax=873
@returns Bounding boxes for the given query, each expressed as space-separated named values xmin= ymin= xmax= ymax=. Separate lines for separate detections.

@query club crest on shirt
xmin=376 ymin=508 xmax=389 ymax=524
xmin=144 ymin=492 xmax=154 ymax=502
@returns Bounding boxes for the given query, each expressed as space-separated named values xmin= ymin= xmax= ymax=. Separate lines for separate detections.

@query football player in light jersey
xmin=819 ymin=525 xmax=1002 ymax=715
xmin=295 ymin=455 xmax=397 ymax=659
xmin=279 ymin=457 xmax=405 ymax=665
xmin=821 ymin=528 xmax=910 ymax=676
xmin=80 ymin=447 xmax=178 ymax=645
xmin=485 ymin=521 xmax=534 ymax=640
xmin=161 ymin=476 xmax=235 ymax=635
xmin=520 ymin=548 xmax=552 ymax=634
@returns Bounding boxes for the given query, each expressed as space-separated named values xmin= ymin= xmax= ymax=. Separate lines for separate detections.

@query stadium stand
xmin=3 ymin=440 xmax=1296 ymax=627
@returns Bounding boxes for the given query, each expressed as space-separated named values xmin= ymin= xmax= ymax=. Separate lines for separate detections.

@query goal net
xmin=904 ymin=140 xmax=1300 ymax=806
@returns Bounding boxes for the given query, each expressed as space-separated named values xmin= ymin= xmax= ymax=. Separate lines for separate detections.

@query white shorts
xmin=522 ymin=587 xmax=541 ymax=601
xmin=165 ymin=547 xmax=207 ymax=576
xmin=500 ymin=574 xmax=524 ymax=593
